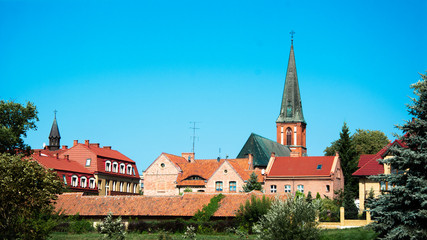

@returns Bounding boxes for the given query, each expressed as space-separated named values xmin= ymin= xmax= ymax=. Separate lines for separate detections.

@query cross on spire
xmin=290 ymin=30 xmax=295 ymax=44
xmin=54 ymin=110 xmax=58 ymax=118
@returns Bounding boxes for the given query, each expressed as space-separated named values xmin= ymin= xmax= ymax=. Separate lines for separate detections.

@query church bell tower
xmin=276 ymin=32 xmax=307 ymax=156
xmin=48 ymin=111 xmax=61 ymax=151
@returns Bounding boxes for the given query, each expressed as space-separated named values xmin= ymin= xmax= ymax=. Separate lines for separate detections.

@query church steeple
xmin=48 ymin=111 xmax=60 ymax=151
xmin=276 ymin=33 xmax=307 ymax=156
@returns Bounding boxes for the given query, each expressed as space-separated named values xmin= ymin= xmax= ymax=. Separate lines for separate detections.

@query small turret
xmin=48 ymin=111 xmax=61 ymax=151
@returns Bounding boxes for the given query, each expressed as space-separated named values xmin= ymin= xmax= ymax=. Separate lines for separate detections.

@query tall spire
xmin=48 ymin=110 xmax=61 ymax=150
xmin=276 ymin=35 xmax=305 ymax=124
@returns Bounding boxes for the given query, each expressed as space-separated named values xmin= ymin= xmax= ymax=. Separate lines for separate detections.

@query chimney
xmin=62 ymin=145 xmax=68 ymax=150
xmin=271 ymin=152 xmax=276 ymax=158
xmin=64 ymin=154 xmax=69 ymax=160
xmin=182 ymin=153 xmax=195 ymax=163
xmin=217 ymin=157 xmax=221 ymax=162
xmin=90 ymin=143 xmax=100 ymax=148
xmin=103 ymin=146 xmax=112 ymax=150
xmin=290 ymin=151 xmax=300 ymax=157
xmin=85 ymin=140 xmax=90 ymax=146
xmin=38 ymin=151 xmax=41 ymax=156
xmin=248 ymin=153 xmax=254 ymax=170
xmin=54 ymin=153 xmax=58 ymax=159
xmin=73 ymin=140 xmax=78 ymax=146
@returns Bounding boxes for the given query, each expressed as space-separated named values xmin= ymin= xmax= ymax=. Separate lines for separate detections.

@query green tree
xmin=0 ymin=100 xmax=38 ymax=155
xmin=337 ymin=123 xmax=359 ymax=195
xmin=235 ymin=195 xmax=272 ymax=233
xmin=98 ymin=212 xmax=126 ymax=240
xmin=253 ymin=195 xmax=321 ymax=240
xmin=0 ymin=153 xmax=64 ymax=239
xmin=242 ymin=172 xmax=262 ymax=192
xmin=369 ymin=73 xmax=427 ymax=240
xmin=324 ymin=129 xmax=389 ymax=156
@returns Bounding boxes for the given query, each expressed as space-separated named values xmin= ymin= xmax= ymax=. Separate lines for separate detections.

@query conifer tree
xmin=370 ymin=73 xmax=427 ymax=240
xmin=243 ymin=172 xmax=262 ymax=192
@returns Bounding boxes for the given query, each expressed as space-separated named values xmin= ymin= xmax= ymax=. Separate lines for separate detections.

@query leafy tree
xmin=253 ymin=195 xmax=321 ymax=240
xmin=98 ymin=212 xmax=126 ymax=240
xmin=369 ymin=73 xmax=427 ymax=240
xmin=0 ymin=153 xmax=64 ymax=239
xmin=235 ymin=195 xmax=272 ymax=233
xmin=324 ymin=129 xmax=389 ymax=156
xmin=0 ymin=100 xmax=38 ymax=155
xmin=242 ymin=172 xmax=262 ymax=192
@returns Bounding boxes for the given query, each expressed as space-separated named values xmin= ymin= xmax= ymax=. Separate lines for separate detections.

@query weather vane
xmin=290 ymin=30 xmax=295 ymax=44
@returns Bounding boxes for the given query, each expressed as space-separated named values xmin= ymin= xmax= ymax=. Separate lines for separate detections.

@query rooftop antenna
xmin=290 ymin=30 xmax=295 ymax=45
xmin=189 ymin=122 xmax=200 ymax=153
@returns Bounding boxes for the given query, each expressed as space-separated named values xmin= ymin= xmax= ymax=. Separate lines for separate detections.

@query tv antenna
xmin=189 ymin=122 xmax=200 ymax=153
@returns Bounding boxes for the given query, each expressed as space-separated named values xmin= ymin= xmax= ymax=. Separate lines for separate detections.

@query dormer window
xmin=112 ymin=162 xmax=118 ymax=173
xmin=80 ymin=176 xmax=87 ymax=188
xmin=185 ymin=175 xmax=204 ymax=180
xmin=127 ymin=164 xmax=132 ymax=175
xmin=89 ymin=178 xmax=96 ymax=189
xmin=317 ymin=164 xmax=322 ymax=170
xmin=71 ymin=175 xmax=78 ymax=187
xmin=120 ymin=163 xmax=125 ymax=174
xmin=105 ymin=161 xmax=111 ymax=172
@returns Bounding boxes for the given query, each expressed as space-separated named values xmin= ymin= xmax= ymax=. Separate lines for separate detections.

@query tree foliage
xmin=0 ymin=100 xmax=38 ymax=155
xmin=235 ymin=195 xmax=272 ymax=233
xmin=98 ymin=212 xmax=126 ymax=240
xmin=243 ymin=172 xmax=262 ymax=192
xmin=324 ymin=129 xmax=389 ymax=156
xmin=0 ymin=153 xmax=64 ymax=239
xmin=369 ymin=73 xmax=427 ymax=240
xmin=193 ymin=194 xmax=225 ymax=222
xmin=253 ymin=195 xmax=321 ymax=240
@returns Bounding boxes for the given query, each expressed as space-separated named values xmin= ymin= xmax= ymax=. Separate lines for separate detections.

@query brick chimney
xmin=90 ymin=143 xmax=100 ymax=148
xmin=85 ymin=140 xmax=90 ymax=146
xmin=182 ymin=153 xmax=195 ymax=163
xmin=63 ymin=154 xmax=69 ymax=160
xmin=54 ymin=153 xmax=59 ymax=159
xmin=73 ymin=140 xmax=78 ymax=146
xmin=248 ymin=153 xmax=254 ymax=170
xmin=103 ymin=146 xmax=112 ymax=150
xmin=290 ymin=151 xmax=300 ymax=157
xmin=62 ymin=145 xmax=68 ymax=150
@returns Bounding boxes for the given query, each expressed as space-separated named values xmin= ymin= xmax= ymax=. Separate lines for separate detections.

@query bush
xmin=253 ymin=195 xmax=320 ymax=240
xmin=97 ymin=212 xmax=126 ymax=240
xmin=235 ymin=195 xmax=271 ymax=233
xmin=319 ymin=198 xmax=340 ymax=222
xmin=193 ymin=194 xmax=225 ymax=222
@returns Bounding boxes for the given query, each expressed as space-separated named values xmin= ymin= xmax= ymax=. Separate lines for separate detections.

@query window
xmin=215 ymin=181 xmax=223 ymax=191
xmin=105 ymin=161 xmax=111 ymax=172
xmin=120 ymin=163 xmax=125 ymax=174
xmin=133 ymin=168 xmax=136 ymax=176
xmin=71 ymin=175 xmax=78 ymax=187
xmin=229 ymin=181 xmax=236 ymax=192
xmin=270 ymin=185 xmax=277 ymax=193
xmin=160 ymin=163 xmax=165 ymax=168
xmin=112 ymin=162 xmax=118 ymax=173
xmin=286 ymin=128 xmax=292 ymax=145
xmin=127 ymin=164 xmax=132 ymax=175
xmin=317 ymin=164 xmax=322 ymax=170
xmin=98 ymin=180 xmax=102 ymax=190
xmin=80 ymin=176 xmax=87 ymax=188
xmin=284 ymin=185 xmax=291 ymax=193
xmin=326 ymin=185 xmax=330 ymax=193
xmin=380 ymin=181 xmax=386 ymax=191
xmin=127 ymin=183 xmax=131 ymax=193
xmin=89 ymin=178 xmax=96 ymax=189
xmin=112 ymin=181 xmax=117 ymax=191
xmin=133 ymin=184 xmax=137 ymax=194
xmin=85 ymin=158 xmax=91 ymax=167
xmin=120 ymin=182 xmax=124 ymax=192
xmin=297 ymin=185 xmax=304 ymax=193
xmin=140 ymin=182 xmax=144 ymax=189
xmin=63 ymin=175 xmax=67 ymax=185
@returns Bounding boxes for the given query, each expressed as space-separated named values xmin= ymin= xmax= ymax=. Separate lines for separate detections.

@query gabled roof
xmin=77 ymin=144 xmax=135 ymax=163
xmin=54 ymin=192 xmax=284 ymax=218
xmin=163 ymin=153 xmax=189 ymax=169
xmin=236 ymin=133 xmax=291 ymax=167
xmin=268 ymin=156 xmax=337 ymax=177
xmin=353 ymin=139 xmax=406 ymax=177
xmin=31 ymin=152 xmax=93 ymax=175
xmin=176 ymin=160 xmax=222 ymax=183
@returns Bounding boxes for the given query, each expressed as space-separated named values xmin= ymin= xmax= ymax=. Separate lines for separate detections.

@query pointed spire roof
xmin=49 ymin=112 xmax=60 ymax=139
xmin=276 ymin=42 xmax=305 ymax=123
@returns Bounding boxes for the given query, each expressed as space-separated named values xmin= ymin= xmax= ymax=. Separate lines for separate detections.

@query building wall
xmin=276 ymin=122 xmax=306 ymax=156
xmin=358 ymin=177 xmax=381 ymax=213
xmin=143 ymin=154 xmax=180 ymax=196
xmin=206 ymin=161 xmax=245 ymax=193
xmin=265 ymin=178 xmax=336 ymax=198
xmin=60 ymin=145 xmax=98 ymax=172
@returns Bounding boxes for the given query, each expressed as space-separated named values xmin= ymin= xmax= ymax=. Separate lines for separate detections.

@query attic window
xmin=224 ymin=169 xmax=228 ymax=174
xmin=317 ymin=164 xmax=322 ymax=170
xmin=160 ymin=163 xmax=165 ymax=168
xmin=85 ymin=158 xmax=91 ymax=167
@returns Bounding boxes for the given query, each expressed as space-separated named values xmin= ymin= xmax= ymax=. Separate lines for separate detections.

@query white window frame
xmin=270 ymin=185 xmax=277 ymax=193
xmin=105 ymin=160 xmax=111 ymax=172
xmin=120 ymin=182 xmax=124 ymax=192
xmin=89 ymin=178 xmax=96 ymax=189
xmin=71 ymin=175 xmax=78 ymax=187
xmin=229 ymin=181 xmax=237 ymax=192
xmin=284 ymin=185 xmax=291 ymax=193
xmin=120 ymin=163 xmax=125 ymax=174
xmin=215 ymin=181 xmax=223 ymax=191
xmin=133 ymin=184 xmax=137 ymax=193
xmin=127 ymin=164 xmax=132 ymax=175
xmin=297 ymin=184 xmax=304 ymax=193
xmin=112 ymin=162 xmax=118 ymax=173
xmin=127 ymin=183 xmax=131 ymax=193
xmin=80 ymin=176 xmax=87 ymax=188
xmin=85 ymin=158 xmax=91 ymax=167
xmin=112 ymin=181 xmax=117 ymax=191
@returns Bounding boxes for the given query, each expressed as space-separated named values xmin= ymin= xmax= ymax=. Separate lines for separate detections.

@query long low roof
xmin=54 ymin=192 xmax=281 ymax=218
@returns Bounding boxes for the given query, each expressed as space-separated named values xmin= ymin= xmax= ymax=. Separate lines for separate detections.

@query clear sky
xmin=1 ymin=0 xmax=426 ymax=172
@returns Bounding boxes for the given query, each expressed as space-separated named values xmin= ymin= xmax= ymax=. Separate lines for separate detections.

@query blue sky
xmin=1 ymin=0 xmax=426 ymax=171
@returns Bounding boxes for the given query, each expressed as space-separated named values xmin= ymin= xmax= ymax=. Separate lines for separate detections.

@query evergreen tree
xmin=370 ymin=73 xmax=427 ymax=240
xmin=243 ymin=172 xmax=262 ymax=192
xmin=337 ymin=122 xmax=359 ymax=198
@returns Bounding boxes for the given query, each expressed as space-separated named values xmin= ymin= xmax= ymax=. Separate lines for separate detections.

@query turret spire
xmin=48 ymin=110 xmax=61 ymax=150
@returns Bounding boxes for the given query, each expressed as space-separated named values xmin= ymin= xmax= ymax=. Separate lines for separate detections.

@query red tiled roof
xmin=268 ymin=156 xmax=336 ymax=177
xmin=176 ymin=180 xmax=206 ymax=186
xmin=31 ymin=153 xmax=92 ymax=174
xmin=357 ymin=154 xmax=376 ymax=168
xmin=163 ymin=153 xmax=188 ymax=169
xmin=80 ymin=144 xmax=135 ymax=163
xmin=54 ymin=192 xmax=285 ymax=218
xmin=176 ymin=160 xmax=222 ymax=182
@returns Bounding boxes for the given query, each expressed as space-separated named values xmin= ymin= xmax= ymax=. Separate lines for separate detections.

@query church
xmin=143 ymin=37 xmax=344 ymax=197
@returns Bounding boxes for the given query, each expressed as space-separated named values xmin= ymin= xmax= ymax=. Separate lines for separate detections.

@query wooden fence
xmin=318 ymin=207 xmax=373 ymax=229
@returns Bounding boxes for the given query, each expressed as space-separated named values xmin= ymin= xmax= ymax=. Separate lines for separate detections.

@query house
xmin=143 ymin=153 xmax=263 ymax=196
xmin=352 ymin=139 xmax=406 ymax=212
xmin=265 ymin=152 xmax=344 ymax=198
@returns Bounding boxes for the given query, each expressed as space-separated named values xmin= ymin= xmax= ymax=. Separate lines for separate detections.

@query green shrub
xmin=253 ymin=195 xmax=321 ymax=240
xmin=69 ymin=219 xmax=94 ymax=234
xmin=97 ymin=212 xmax=126 ymax=240
xmin=193 ymin=194 xmax=225 ymax=222
xmin=319 ymin=198 xmax=340 ymax=222
xmin=235 ymin=195 xmax=271 ymax=233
